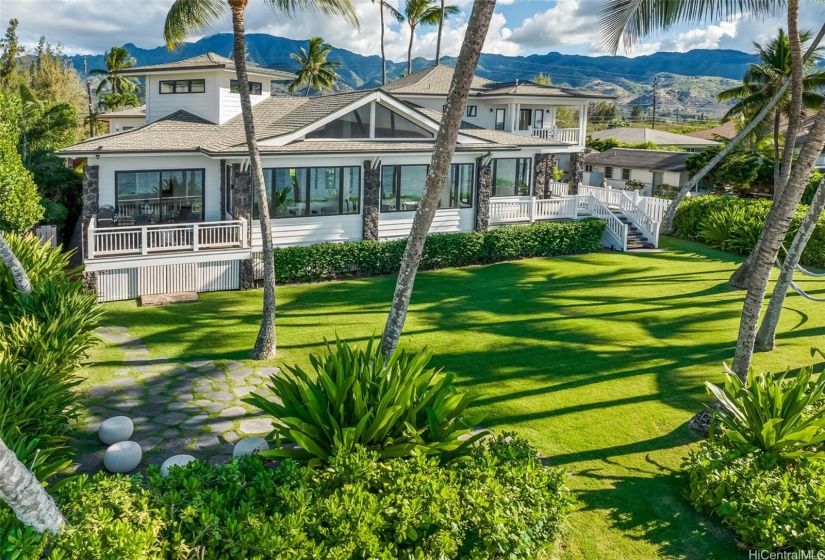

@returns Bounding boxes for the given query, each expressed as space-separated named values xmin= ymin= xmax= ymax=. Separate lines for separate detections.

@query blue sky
xmin=3 ymin=0 xmax=820 ymax=61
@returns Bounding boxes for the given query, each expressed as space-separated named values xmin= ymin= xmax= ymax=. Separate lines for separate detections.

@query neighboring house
xmin=583 ymin=148 xmax=691 ymax=194
xmin=58 ymin=55 xmax=613 ymax=302
xmin=685 ymin=121 xmax=737 ymax=142
xmin=98 ymin=105 xmax=146 ymax=134
xmin=590 ymin=127 xmax=719 ymax=152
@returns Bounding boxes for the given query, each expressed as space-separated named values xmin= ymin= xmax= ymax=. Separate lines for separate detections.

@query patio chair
xmin=96 ymin=205 xmax=117 ymax=228
xmin=172 ymin=205 xmax=194 ymax=223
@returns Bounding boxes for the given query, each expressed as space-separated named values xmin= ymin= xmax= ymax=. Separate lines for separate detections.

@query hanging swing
xmin=776 ymin=244 xmax=825 ymax=302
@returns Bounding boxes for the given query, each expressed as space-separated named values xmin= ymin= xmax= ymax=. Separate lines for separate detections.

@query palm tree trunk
xmin=663 ymin=21 xmax=825 ymax=240
xmin=755 ymin=178 xmax=825 ymax=351
xmin=381 ymin=0 xmax=497 ymax=359
xmin=380 ymin=2 xmax=387 ymax=85
xmin=773 ymin=110 xmax=781 ymax=191
xmin=731 ymin=84 xmax=825 ymax=380
xmin=435 ymin=0 xmax=445 ymax=64
xmin=0 ymin=233 xmax=32 ymax=293
xmin=229 ymin=1 xmax=276 ymax=359
xmin=407 ymin=23 xmax=415 ymax=75
xmin=0 ymin=438 xmax=64 ymax=534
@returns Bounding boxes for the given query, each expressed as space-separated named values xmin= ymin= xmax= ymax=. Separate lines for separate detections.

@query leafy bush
xmin=685 ymin=438 xmax=825 ymax=550
xmin=272 ymin=218 xmax=606 ymax=284
xmin=705 ymin=355 xmax=825 ymax=460
xmin=0 ymin=233 xmax=101 ymax=481
xmin=2 ymin=436 xmax=570 ymax=559
xmin=246 ymin=339 xmax=487 ymax=466
xmin=672 ymin=195 xmax=825 ymax=268
xmin=800 ymin=170 xmax=822 ymax=206
xmin=0 ymin=473 xmax=165 ymax=560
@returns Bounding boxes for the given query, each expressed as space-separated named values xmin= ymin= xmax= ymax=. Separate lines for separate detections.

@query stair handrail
xmin=583 ymin=195 xmax=628 ymax=251
xmin=617 ymin=192 xmax=659 ymax=247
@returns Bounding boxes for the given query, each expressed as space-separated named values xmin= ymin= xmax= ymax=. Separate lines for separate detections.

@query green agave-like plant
xmin=244 ymin=339 xmax=488 ymax=466
xmin=707 ymin=349 xmax=825 ymax=460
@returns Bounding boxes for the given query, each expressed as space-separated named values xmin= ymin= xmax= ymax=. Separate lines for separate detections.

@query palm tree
xmin=599 ymin=0 xmax=825 ymax=385
xmin=0 ymin=236 xmax=63 ymax=534
xmin=381 ymin=0 xmax=496 ymax=359
xmin=399 ymin=0 xmax=458 ymax=75
xmin=289 ymin=37 xmax=341 ymax=97
xmin=435 ymin=0 xmax=449 ymax=64
xmin=90 ymin=46 xmax=138 ymax=96
xmin=372 ymin=0 xmax=404 ymax=85
xmin=164 ymin=0 xmax=358 ymax=360
xmin=99 ymin=91 xmax=141 ymax=112
xmin=717 ymin=29 xmax=825 ymax=195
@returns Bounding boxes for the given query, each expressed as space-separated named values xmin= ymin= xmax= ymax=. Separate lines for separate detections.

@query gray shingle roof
xmin=590 ymin=127 xmax=719 ymax=146
xmin=584 ymin=148 xmax=690 ymax=172
xmin=382 ymin=65 xmax=613 ymax=100
xmin=120 ymin=52 xmax=295 ymax=80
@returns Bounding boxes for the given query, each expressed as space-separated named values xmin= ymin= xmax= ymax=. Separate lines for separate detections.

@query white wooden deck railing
xmin=531 ymin=127 xmax=581 ymax=144
xmin=489 ymin=196 xmax=578 ymax=224
xmin=88 ymin=218 xmax=248 ymax=259
xmin=547 ymin=181 xmax=570 ymax=197
xmin=577 ymin=196 xmax=629 ymax=250
xmin=577 ymin=184 xmax=665 ymax=247
xmin=641 ymin=197 xmax=672 ymax=224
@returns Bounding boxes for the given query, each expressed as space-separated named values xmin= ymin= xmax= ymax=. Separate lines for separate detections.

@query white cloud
xmin=507 ymin=0 xmax=601 ymax=49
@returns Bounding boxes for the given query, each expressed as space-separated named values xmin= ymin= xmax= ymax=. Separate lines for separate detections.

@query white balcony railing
xmin=87 ymin=218 xmax=248 ymax=260
xmin=531 ymin=127 xmax=581 ymax=144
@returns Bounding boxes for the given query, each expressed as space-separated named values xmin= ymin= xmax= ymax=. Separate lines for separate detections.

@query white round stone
xmin=232 ymin=437 xmax=269 ymax=458
xmin=103 ymin=441 xmax=142 ymax=473
xmin=161 ymin=454 xmax=197 ymax=477
xmin=98 ymin=416 xmax=134 ymax=445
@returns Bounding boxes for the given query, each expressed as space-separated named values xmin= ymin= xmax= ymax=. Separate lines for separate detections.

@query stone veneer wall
xmin=532 ymin=153 xmax=557 ymax=198
xmin=569 ymin=151 xmax=585 ymax=195
xmin=81 ymin=165 xmax=100 ymax=290
xmin=232 ymin=166 xmax=255 ymax=290
xmin=475 ymin=158 xmax=492 ymax=232
xmin=362 ymin=161 xmax=380 ymax=240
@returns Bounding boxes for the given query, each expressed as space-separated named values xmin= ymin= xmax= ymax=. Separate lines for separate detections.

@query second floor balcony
xmin=528 ymin=127 xmax=581 ymax=144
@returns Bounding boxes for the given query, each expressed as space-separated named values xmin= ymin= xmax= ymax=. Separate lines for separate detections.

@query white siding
xmin=105 ymin=117 xmax=146 ymax=133
xmin=378 ymin=208 xmax=463 ymax=239
xmin=218 ymin=71 xmax=271 ymax=124
xmin=251 ymin=215 xmax=363 ymax=247
xmin=145 ymin=71 xmax=220 ymax=124
xmin=96 ymin=155 xmax=222 ymax=222
xmin=96 ymin=260 xmax=240 ymax=303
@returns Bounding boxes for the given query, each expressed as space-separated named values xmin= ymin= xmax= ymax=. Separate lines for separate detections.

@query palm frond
xmin=263 ymin=0 xmax=360 ymax=28
xmin=598 ymin=0 xmax=785 ymax=55
xmin=383 ymin=2 xmax=405 ymax=23
xmin=164 ymin=0 xmax=227 ymax=50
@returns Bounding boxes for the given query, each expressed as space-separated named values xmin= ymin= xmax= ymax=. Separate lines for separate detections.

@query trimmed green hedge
xmin=672 ymin=195 xmax=825 ymax=268
xmin=273 ymin=218 xmax=606 ymax=284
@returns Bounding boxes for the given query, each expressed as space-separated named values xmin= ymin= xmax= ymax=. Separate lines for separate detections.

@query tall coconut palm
xmin=372 ymin=1 xmax=404 ymax=85
xmin=289 ymin=37 xmax=341 ymax=97
xmin=400 ymin=0 xmax=458 ymax=75
xmin=717 ymin=29 xmax=825 ymax=195
xmin=90 ymin=46 xmax=139 ymax=96
xmin=435 ymin=0 xmax=449 ymax=64
xmin=598 ymin=0 xmax=815 ymax=237
xmin=164 ymin=0 xmax=357 ymax=360
xmin=381 ymin=0 xmax=496 ymax=359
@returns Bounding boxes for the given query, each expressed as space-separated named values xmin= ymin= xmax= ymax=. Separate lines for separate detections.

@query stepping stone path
xmin=77 ymin=326 xmax=280 ymax=473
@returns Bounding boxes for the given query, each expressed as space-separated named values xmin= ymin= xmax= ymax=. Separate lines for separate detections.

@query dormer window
xmin=230 ymin=79 xmax=262 ymax=95
xmin=159 ymin=79 xmax=205 ymax=94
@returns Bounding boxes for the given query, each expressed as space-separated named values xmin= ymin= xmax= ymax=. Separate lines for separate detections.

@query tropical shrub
xmin=2 ymin=437 xmax=571 ymax=559
xmin=246 ymin=339 xmax=488 ymax=466
xmin=672 ymin=195 xmax=825 ymax=268
xmin=685 ymin=438 xmax=825 ymax=550
xmin=801 ymin=170 xmax=823 ymax=206
xmin=272 ymin=218 xmax=606 ymax=284
xmin=0 ymin=233 xmax=101 ymax=481
xmin=704 ymin=355 xmax=825 ymax=460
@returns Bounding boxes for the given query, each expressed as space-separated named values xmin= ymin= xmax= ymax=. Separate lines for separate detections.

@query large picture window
xmin=159 ymin=79 xmax=205 ymax=94
xmin=115 ymin=169 xmax=204 ymax=223
xmin=255 ymin=166 xmax=361 ymax=219
xmin=492 ymin=158 xmax=531 ymax=197
xmin=374 ymin=104 xmax=433 ymax=138
xmin=381 ymin=163 xmax=473 ymax=212
xmin=307 ymin=106 xmax=371 ymax=139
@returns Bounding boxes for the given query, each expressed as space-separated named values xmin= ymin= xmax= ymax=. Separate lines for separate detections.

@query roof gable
xmin=590 ymin=127 xmax=718 ymax=146
xmin=120 ymin=52 xmax=294 ymax=80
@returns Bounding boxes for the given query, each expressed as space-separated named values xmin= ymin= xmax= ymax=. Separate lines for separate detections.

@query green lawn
xmin=81 ymin=237 xmax=825 ymax=559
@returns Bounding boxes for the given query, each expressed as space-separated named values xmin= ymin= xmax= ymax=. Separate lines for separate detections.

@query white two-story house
xmin=59 ymin=54 xmax=614 ymax=302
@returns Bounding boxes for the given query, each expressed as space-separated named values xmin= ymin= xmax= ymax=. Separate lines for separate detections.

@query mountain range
xmin=68 ymin=33 xmax=756 ymax=118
